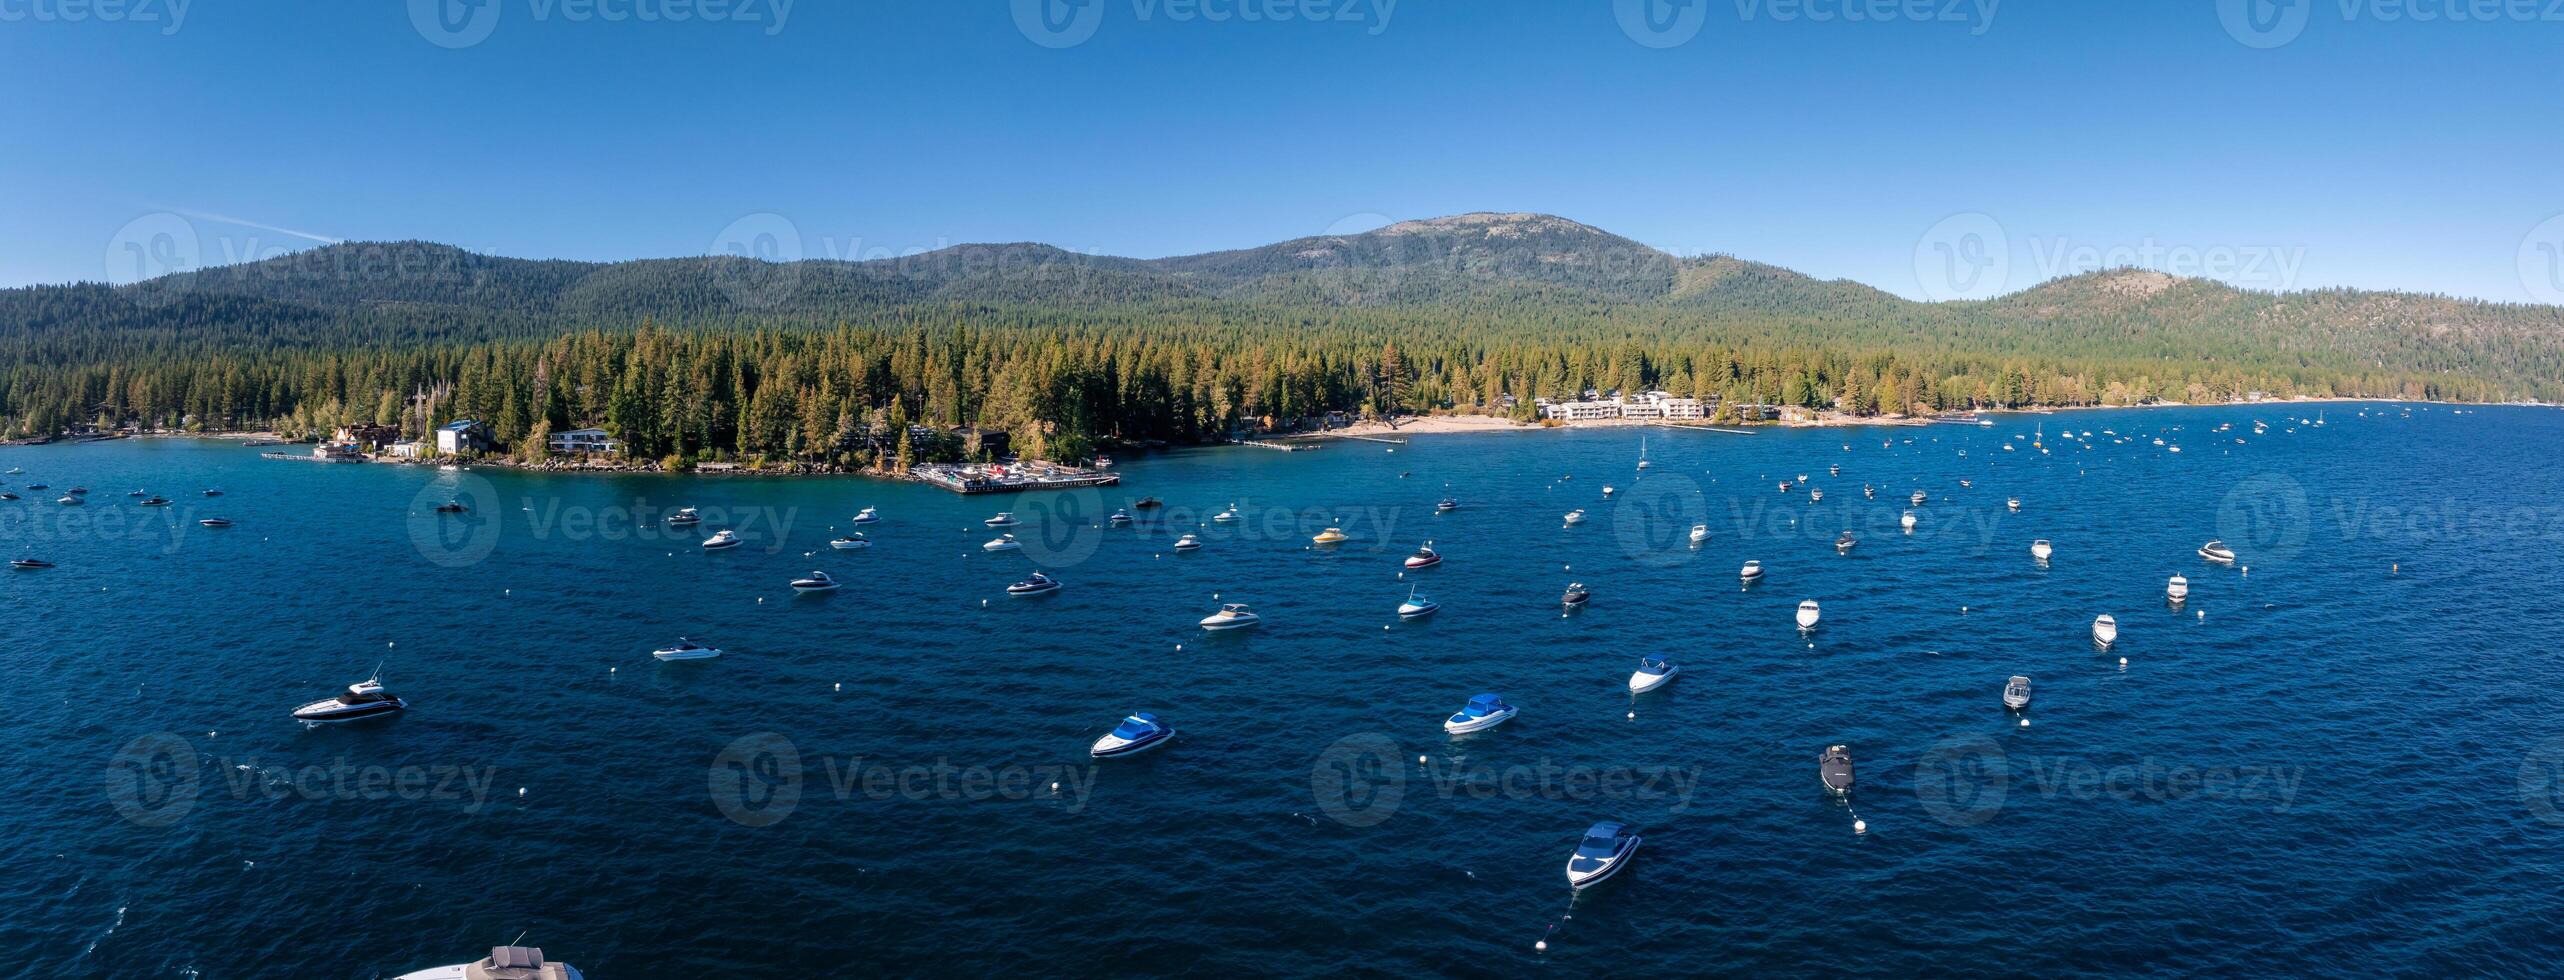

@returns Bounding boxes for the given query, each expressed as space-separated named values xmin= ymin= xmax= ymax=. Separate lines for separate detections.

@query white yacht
xmin=984 ymin=512 xmax=1019 ymax=527
xmin=394 ymin=945 xmax=583 ymax=980
xmin=2093 ymin=614 xmax=2119 ymax=646
xmin=1397 ymin=587 xmax=1439 ymax=619
xmin=2007 ymin=498 xmax=2021 ymax=512
xmin=1900 ymin=511 xmax=1917 ymax=530
xmin=1213 ymin=504 xmax=1241 ymax=523
xmin=849 ymin=506 xmax=880 ymax=525
xmin=1601 ymin=485 xmax=1616 ymax=498
xmin=1564 ymin=821 xmax=1642 ymax=891
xmin=292 ymin=673 xmax=408 ymax=723
xmin=1199 ymin=603 xmax=1261 ymax=630
xmin=2198 ymin=540 xmax=2237 ymax=563
xmin=700 ymin=529 xmax=741 ymax=550
xmin=829 ymin=533 xmax=870 ymax=550
xmin=789 ymin=570 xmax=839 ymax=592
xmin=652 ymin=638 xmax=722 ymax=661
xmin=1108 ymin=509 xmax=1132 ymax=525
xmin=982 ymin=533 xmax=1021 ymax=552
xmin=1834 ymin=530 xmax=1856 ymax=552
xmin=1628 ymin=657 xmax=1678 ymax=693
xmin=667 ymin=507 xmax=702 ymax=526
xmin=1560 ymin=582 xmax=1591 ymax=607
xmin=1006 ymin=571 xmax=1062 ymax=596
xmin=1796 ymin=599 xmax=1821 ymax=630
xmin=1562 ymin=509 xmax=1586 ymax=526
xmin=1443 ymin=693 xmax=1517 ymax=734
xmin=1739 ymin=559 xmax=1764 ymax=582
xmin=1910 ymin=490 xmax=1928 ymax=506
xmin=1090 ymin=713 xmax=1175 ymax=759
xmin=2004 ymin=675 xmax=2033 ymax=711
xmin=1403 ymin=542 xmax=1442 ymax=569
xmin=1809 ymin=488 xmax=1823 ymax=503
xmin=2167 ymin=574 xmax=2190 ymax=601
xmin=1688 ymin=524 xmax=1710 ymax=544
xmin=2031 ymin=539 xmax=2054 ymax=561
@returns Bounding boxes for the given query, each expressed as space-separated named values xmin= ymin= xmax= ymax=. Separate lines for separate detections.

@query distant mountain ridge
xmin=5 ymin=211 xmax=2561 ymax=396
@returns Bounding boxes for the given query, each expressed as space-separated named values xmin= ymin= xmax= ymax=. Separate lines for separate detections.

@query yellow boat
xmin=1312 ymin=527 xmax=1348 ymax=544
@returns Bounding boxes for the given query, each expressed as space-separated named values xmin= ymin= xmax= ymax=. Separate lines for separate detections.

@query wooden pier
xmin=911 ymin=462 xmax=1121 ymax=494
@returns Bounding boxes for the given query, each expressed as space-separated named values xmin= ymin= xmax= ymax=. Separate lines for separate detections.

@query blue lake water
xmin=9 ymin=404 xmax=2564 ymax=977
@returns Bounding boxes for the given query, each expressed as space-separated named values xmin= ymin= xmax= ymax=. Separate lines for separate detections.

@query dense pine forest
xmin=2 ymin=214 xmax=2555 ymax=466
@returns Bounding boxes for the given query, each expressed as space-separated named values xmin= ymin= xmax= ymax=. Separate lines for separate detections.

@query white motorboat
xmin=1090 ymin=713 xmax=1175 ymax=759
xmin=2167 ymin=574 xmax=2190 ymax=601
xmin=1397 ymin=587 xmax=1439 ymax=619
xmin=1863 ymin=485 xmax=1876 ymax=498
xmin=394 ymin=945 xmax=585 ymax=980
xmin=1910 ymin=490 xmax=1928 ymax=506
xmin=56 ymin=495 xmax=80 ymax=506
xmin=829 ymin=534 xmax=870 ymax=550
xmin=1443 ymin=693 xmax=1517 ymax=734
xmin=1561 ymin=582 xmax=1591 ymax=607
xmin=2007 ymin=498 xmax=2021 ymax=512
xmin=667 ymin=507 xmax=702 ymax=526
xmin=982 ymin=533 xmax=1021 ymax=552
xmin=1901 ymin=511 xmax=1917 ymax=530
xmin=1796 ymin=599 xmax=1821 ymax=630
xmin=199 ymin=518 xmax=234 ymax=528
xmin=850 ymin=506 xmax=880 ymax=525
xmin=1435 ymin=497 xmax=1459 ymax=513
xmin=984 ymin=512 xmax=1019 ymax=527
xmin=1006 ymin=571 xmax=1063 ymax=596
xmin=700 ymin=530 xmax=741 ymax=550
xmin=2198 ymin=539 xmax=2237 ymax=563
xmin=1108 ymin=509 xmax=1131 ymax=525
xmin=1564 ymin=821 xmax=1642 ymax=891
xmin=1739 ymin=559 xmax=1764 ymax=582
xmin=2031 ymin=539 xmax=2054 ymax=561
xmin=1601 ymin=485 xmax=1616 ymax=498
xmin=1688 ymin=524 xmax=1710 ymax=544
xmin=1809 ymin=488 xmax=1823 ymax=503
xmin=1819 ymin=745 xmax=1855 ymax=794
xmin=1213 ymin=504 xmax=1241 ymax=523
xmin=1562 ymin=509 xmax=1586 ymax=526
xmin=1834 ymin=530 xmax=1856 ymax=552
xmin=1199 ymin=603 xmax=1261 ymax=630
xmin=790 ymin=570 xmax=839 ymax=592
xmin=292 ymin=673 xmax=408 ymax=723
xmin=1312 ymin=527 xmax=1348 ymax=544
xmin=652 ymin=638 xmax=722 ymax=661
xmin=1403 ymin=542 xmax=1442 ymax=569
xmin=2093 ymin=613 xmax=2118 ymax=646
xmin=1628 ymin=657 xmax=1678 ymax=693
xmin=10 ymin=559 xmax=54 ymax=569
xmin=2004 ymin=675 xmax=2032 ymax=711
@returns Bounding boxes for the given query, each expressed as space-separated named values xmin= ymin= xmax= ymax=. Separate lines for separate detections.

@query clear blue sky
xmin=4 ymin=1 xmax=2560 ymax=302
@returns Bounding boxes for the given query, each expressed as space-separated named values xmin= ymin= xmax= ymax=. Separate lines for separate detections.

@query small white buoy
xmin=758 ymin=597 xmax=765 ymax=603
xmin=1853 ymin=818 xmax=1867 ymax=834
xmin=1383 ymin=624 xmax=1392 ymax=631
xmin=2241 ymin=566 xmax=2249 ymax=575
xmin=2197 ymin=609 xmax=2205 ymax=620
xmin=2018 ymin=717 xmax=2029 ymax=728
xmin=517 ymin=787 xmax=526 ymax=798
xmin=834 ymin=682 xmax=841 ymax=692
xmin=2118 ymin=656 xmax=2128 ymax=665
xmin=609 ymin=667 xmax=616 ymax=674
xmin=981 ymin=599 xmax=988 ymax=607
xmin=1626 ymin=711 xmax=1635 ymax=720
xmin=1417 ymin=755 xmax=1427 ymax=763
xmin=1051 ymin=781 xmax=1060 ymax=792
xmin=1535 ymin=941 xmax=1548 ymax=952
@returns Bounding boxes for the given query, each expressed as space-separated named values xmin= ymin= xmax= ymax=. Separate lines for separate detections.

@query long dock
xmin=1229 ymin=439 xmax=1317 ymax=452
xmin=911 ymin=462 xmax=1121 ymax=494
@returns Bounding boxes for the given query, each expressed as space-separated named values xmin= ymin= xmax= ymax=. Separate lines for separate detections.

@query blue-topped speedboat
xmin=1090 ymin=713 xmax=1175 ymax=758
xmin=1443 ymin=693 xmax=1516 ymax=734
xmin=1564 ymin=821 xmax=1642 ymax=890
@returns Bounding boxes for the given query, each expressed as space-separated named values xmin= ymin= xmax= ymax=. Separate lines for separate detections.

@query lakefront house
xmin=547 ymin=427 xmax=622 ymax=455
xmin=435 ymin=419 xmax=494 ymax=454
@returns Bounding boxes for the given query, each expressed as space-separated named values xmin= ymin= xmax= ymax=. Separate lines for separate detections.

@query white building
xmin=1655 ymin=398 xmax=1706 ymax=420
xmin=548 ymin=427 xmax=622 ymax=455
xmin=1543 ymin=400 xmax=1622 ymax=421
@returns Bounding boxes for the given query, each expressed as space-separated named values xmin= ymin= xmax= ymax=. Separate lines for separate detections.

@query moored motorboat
xmin=667 ymin=507 xmax=701 ymax=526
xmin=1403 ymin=542 xmax=1441 ymax=569
xmin=1108 ymin=509 xmax=1131 ymax=525
xmin=2004 ymin=675 xmax=2032 ymax=711
xmin=1820 ymin=744 xmax=1855 ymax=794
xmin=701 ymin=530 xmax=742 ymax=550
xmin=1435 ymin=497 xmax=1459 ymax=513
xmin=1006 ymin=571 xmax=1062 ymax=596
xmin=982 ymin=533 xmax=1021 ymax=551
xmin=1863 ymin=484 xmax=1875 ymax=499
xmin=292 ymin=673 xmax=408 ymax=724
xmin=1090 ymin=712 xmax=1175 ymax=759
xmin=10 ymin=558 xmax=54 ymax=569
xmin=2007 ymin=497 xmax=2021 ymax=512
xmin=56 ymin=495 xmax=80 ymax=505
xmin=1689 ymin=524 xmax=1709 ymax=544
xmin=1740 ymin=559 xmax=1764 ymax=582
xmin=1312 ymin=527 xmax=1348 ymax=545
xmin=1213 ymin=504 xmax=1241 ymax=523
xmin=790 ymin=570 xmax=839 ymax=592
xmin=1834 ymin=530 xmax=1857 ymax=552
xmin=1562 ymin=509 xmax=1586 ymax=526
xmin=1910 ymin=490 xmax=1927 ymax=506
xmin=1561 ymin=582 xmax=1590 ymax=607
xmin=850 ymin=506 xmax=880 ymax=525
xmin=653 ymin=638 xmax=722 ymax=661
xmin=829 ymin=534 xmax=870 ymax=550
xmin=2093 ymin=613 xmax=2118 ymax=646
xmin=1443 ymin=693 xmax=1517 ymax=734
xmin=1564 ymin=821 xmax=1642 ymax=890
xmin=1199 ymin=603 xmax=1260 ymax=630
xmin=1809 ymin=488 xmax=1823 ymax=503
xmin=1172 ymin=533 xmax=1203 ymax=551
xmin=1628 ymin=656 xmax=1678 ymax=693
xmin=1133 ymin=496 xmax=1163 ymax=509
xmin=984 ymin=512 xmax=1019 ymax=527
xmin=2167 ymin=574 xmax=2190 ymax=601
xmin=2198 ymin=539 xmax=2237 ymax=563
xmin=1796 ymin=599 xmax=1821 ymax=630
xmin=434 ymin=501 xmax=467 ymax=513
xmin=1901 ymin=511 xmax=1917 ymax=530
xmin=140 ymin=496 xmax=170 ymax=507
xmin=1397 ymin=587 xmax=1439 ymax=619
xmin=199 ymin=518 xmax=234 ymax=528
xmin=2031 ymin=538 xmax=2053 ymax=561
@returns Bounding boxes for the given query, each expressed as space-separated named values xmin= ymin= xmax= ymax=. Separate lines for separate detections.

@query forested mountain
xmin=0 ymin=213 xmax=2554 ymax=463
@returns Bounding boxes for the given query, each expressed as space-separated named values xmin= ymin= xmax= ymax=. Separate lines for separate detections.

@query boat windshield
xmin=1110 ymin=717 xmax=1158 ymax=738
